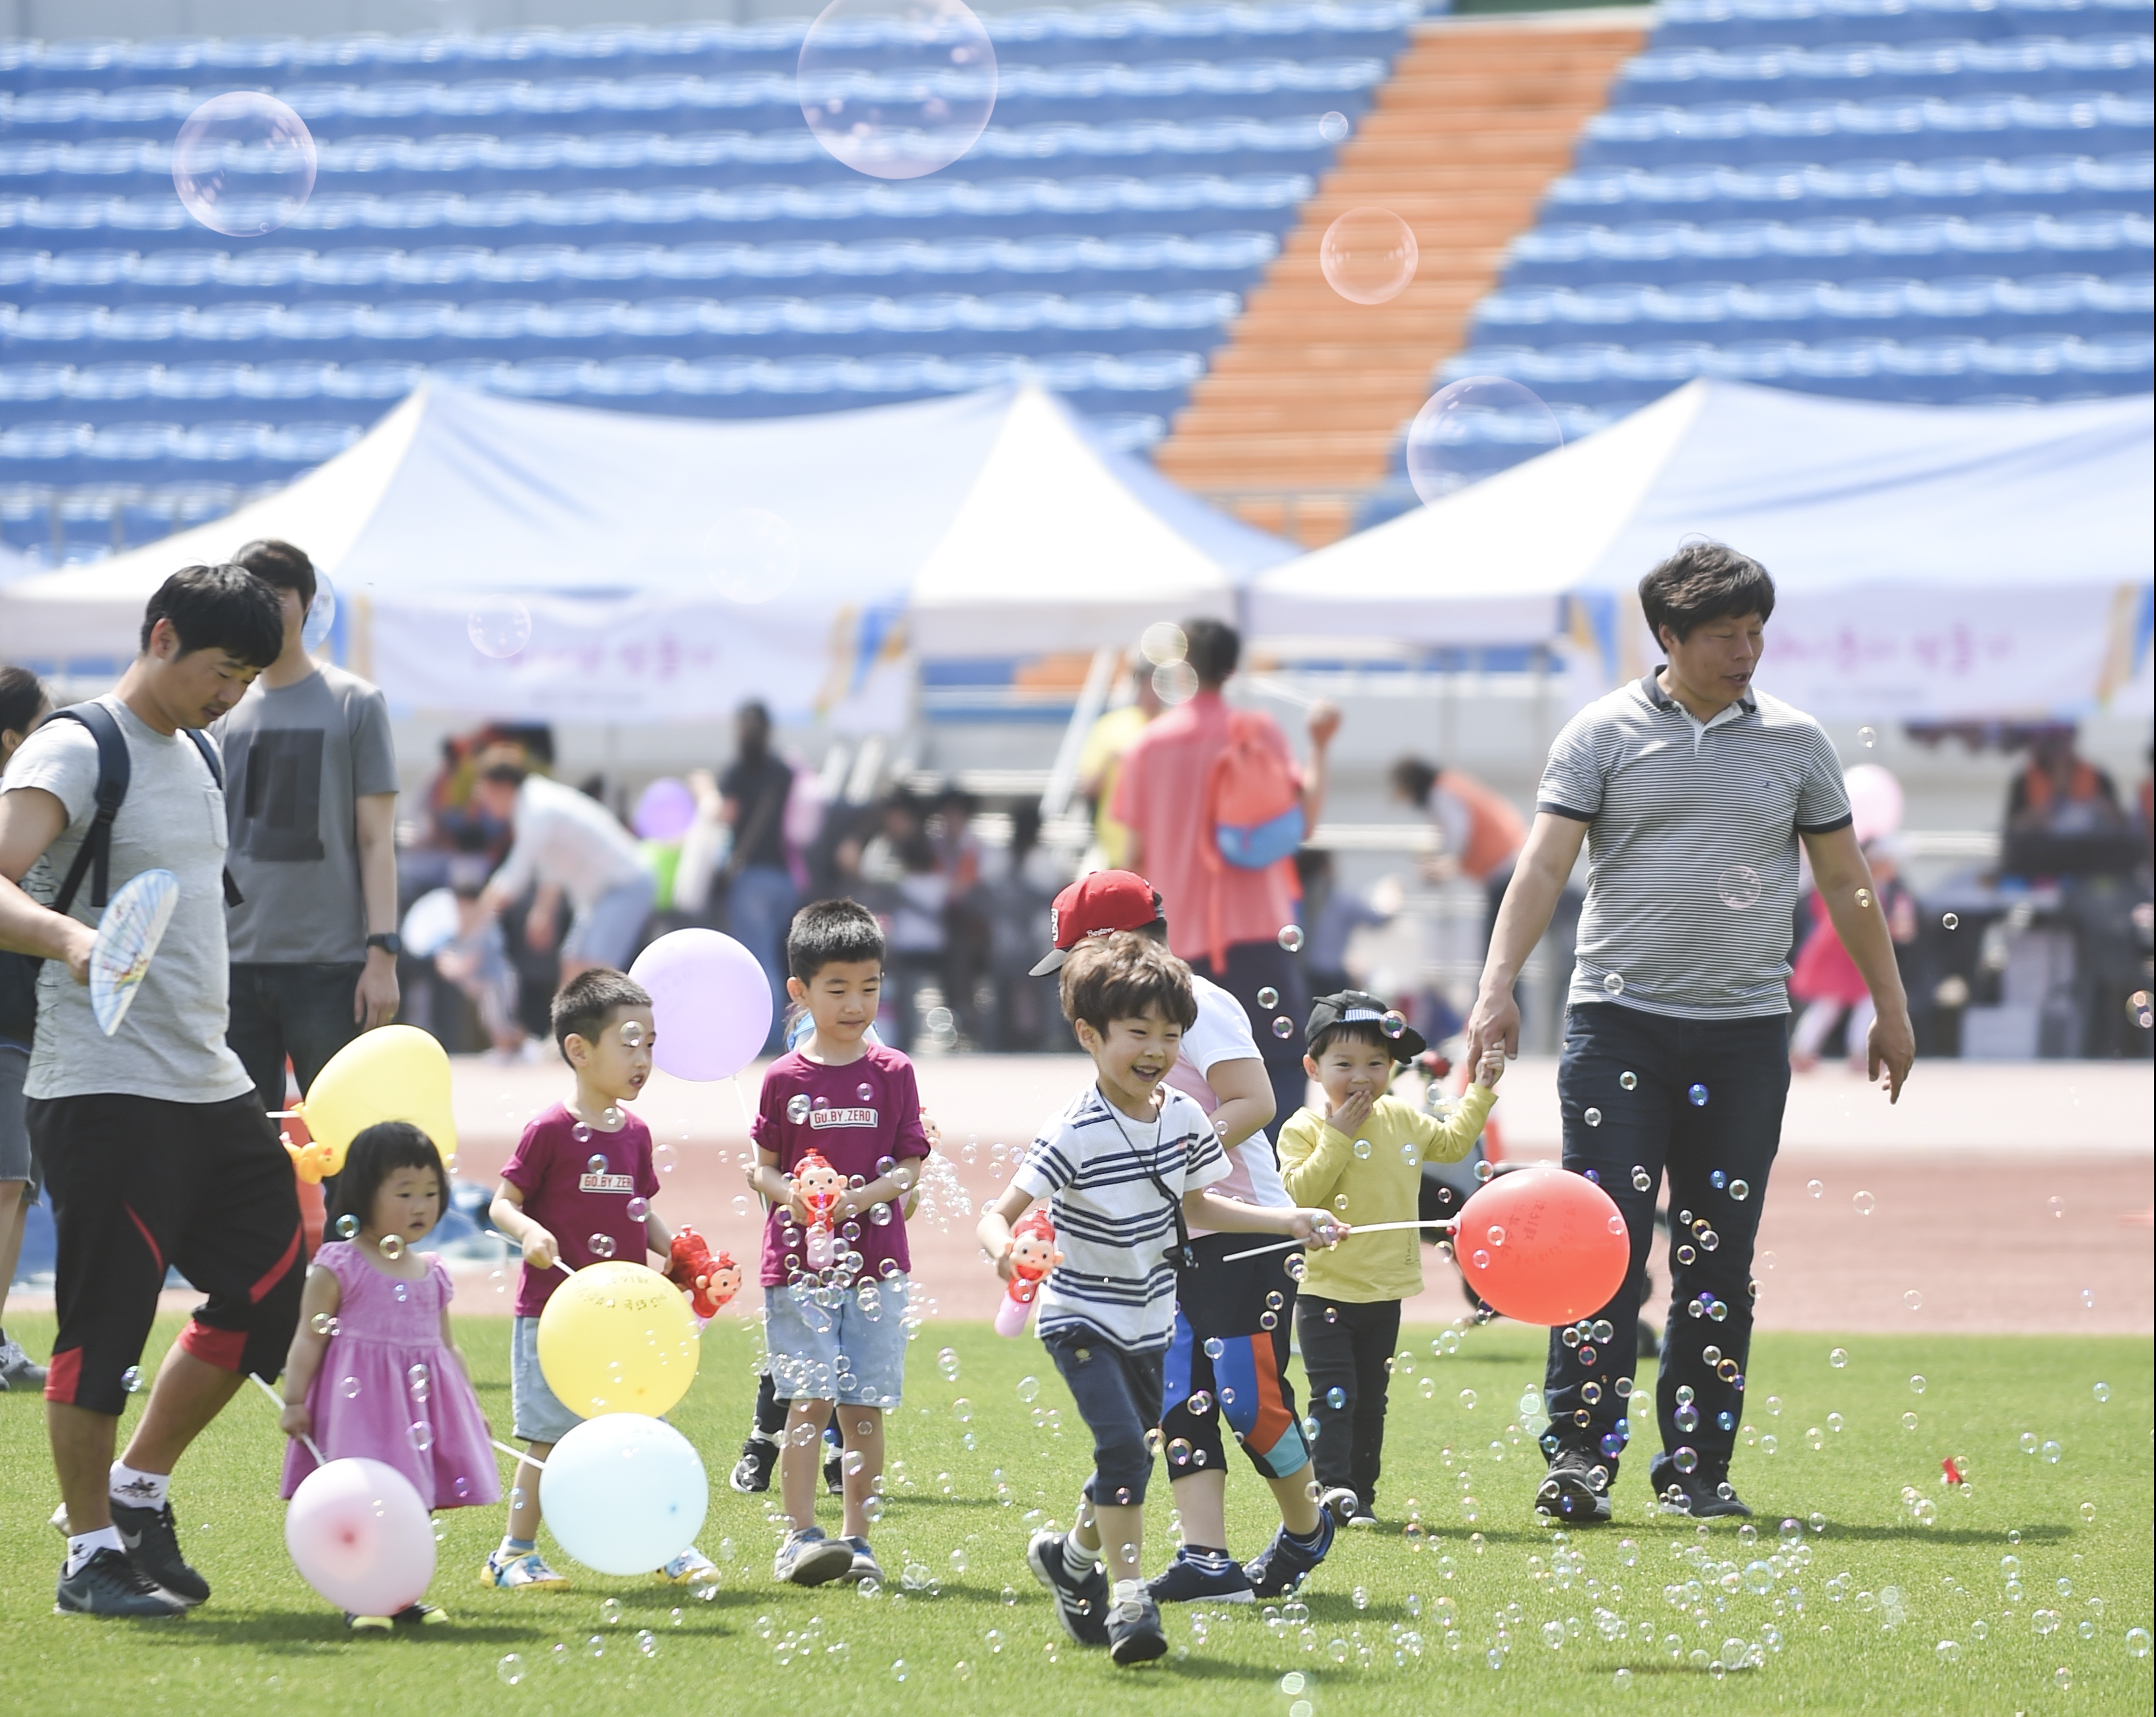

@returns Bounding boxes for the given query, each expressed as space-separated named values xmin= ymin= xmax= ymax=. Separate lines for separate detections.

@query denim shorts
xmin=510 ymin=1315 xmax=583 ymax=1445
xmin=762 ymin=1274 xmax=910 ymax=1408
xmin=0 ymin=1043 xmax=39 ymax=1196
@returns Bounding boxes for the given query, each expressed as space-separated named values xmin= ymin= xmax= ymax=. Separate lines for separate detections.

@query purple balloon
xmin=629 ymin=929 xmax=772 ymax=1081
xmin=633 ymin=777 xmax=696 ymax=842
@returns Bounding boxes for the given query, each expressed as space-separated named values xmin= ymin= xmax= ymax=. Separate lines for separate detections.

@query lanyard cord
xmin=1098 ymin=1087 xmax=1195 ymax=1268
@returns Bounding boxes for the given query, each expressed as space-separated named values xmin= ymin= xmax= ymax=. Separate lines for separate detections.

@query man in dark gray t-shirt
xmin=1468 ymin=542 xmax=1914 ymax=1530
xmin=213 ymin=540 xmax=400 ymax=1117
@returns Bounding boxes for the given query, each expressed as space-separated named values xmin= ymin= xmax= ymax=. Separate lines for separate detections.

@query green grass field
xmin=0 ymin=1312 xmax=2147 ymax=1714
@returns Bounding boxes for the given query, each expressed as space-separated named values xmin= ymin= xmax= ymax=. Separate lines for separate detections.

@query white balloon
xmin=539 ymin=1414 xmax=707 ymax=1576
xmin=284 ymin=1457 xmax=436 ymax=1617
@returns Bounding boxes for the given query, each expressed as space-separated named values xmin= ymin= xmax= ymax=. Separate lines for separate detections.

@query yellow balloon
xmin=537 ymin=1262 xmax=701 ymax=1419
xmin=297 ymin=1024 xmax=458 ymax=1175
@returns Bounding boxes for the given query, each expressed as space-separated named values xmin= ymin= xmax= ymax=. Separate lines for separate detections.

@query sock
xmin=498 ymin=1536 xmax=536 ymax=1559
xmin=66 ymin=1527 xmax=123 ymax=1576
xmin=1285 ymin=1519 xmax=1327 ymax=1548
xmin=1063 ymin=1534 xmax=1099 ymax=1580
xmin=1182 ymin=1544 xmax=1233 ymax=1573
xmin=108 ymin=1462 xmax=169 ymax=1509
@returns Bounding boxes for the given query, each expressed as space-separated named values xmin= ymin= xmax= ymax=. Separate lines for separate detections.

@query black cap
xmin=1304 ymin=989 xmax=1427 ymax=1062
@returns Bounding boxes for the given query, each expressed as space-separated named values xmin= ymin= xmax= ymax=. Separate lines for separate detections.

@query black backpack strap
xmin=47 ymin=705 xmax=130 ymax=915
xmin=183 ymin=729 xmax=244 ymax=907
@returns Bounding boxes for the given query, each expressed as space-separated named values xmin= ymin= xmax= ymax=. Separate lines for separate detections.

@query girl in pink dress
xmin=278 ymin=1121 xmax=500 ymax=1627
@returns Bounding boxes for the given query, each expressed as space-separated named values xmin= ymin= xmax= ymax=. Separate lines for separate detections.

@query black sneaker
xmin=1146 ymin=1550 xmax=1254 ymax=1605
xmin=111 ymin=1498 xmax=209 ymax=1605
xmin=55 ymin=1548 xmax=187 ymax=1617
xmin=823 ymin=1450 xmax=845 ymax=1495
xmin=729 ymin=1435 xmax=777 ymax=1496
xmin=1106 ymin=1579 xmax=1168 ymax=1666
xmin=1243 ymin=1509 xmax=1336 ymax=1601
xmin=1651 ymin=1458 xmax=1751 ymax=1519
xmin=1536 ymin=1451 xmax=1614 ymax=1526
xmin=1026 ymin=1530 xmax=1110 ymax=1647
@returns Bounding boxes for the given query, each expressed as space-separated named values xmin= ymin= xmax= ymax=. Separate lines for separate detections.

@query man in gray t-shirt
xmin=1467 ymin=542 xmax=1914 ymax=1531
xmin=0 ymin=564 xmax=308 ymax=1618
xmin=214 ymin=540 xmax=401 ymax=1115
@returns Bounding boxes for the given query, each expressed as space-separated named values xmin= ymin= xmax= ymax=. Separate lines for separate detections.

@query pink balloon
xmin=284 ymin=1457 xmax=436 ymax=1617
xmin=1843 ymin=764 xmax=1903 ymax=846
xmin=629 ymin=928 xmax=773 ymax=1081
xmin=1455 ymin=1167 xmax=1630 ymax=1326
xmin=634 ymin=777 xmax=696 ymax=842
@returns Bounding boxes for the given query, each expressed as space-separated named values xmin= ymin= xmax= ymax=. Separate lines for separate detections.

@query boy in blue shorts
xmin=747 ymin=900 xmax=929 ymax=1587
xmin=978 ymin=932 xmax=1343 ymax=1666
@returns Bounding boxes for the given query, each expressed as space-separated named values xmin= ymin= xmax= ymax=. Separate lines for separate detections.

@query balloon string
xmin=728 ymin=1072 xmax=753 ymax=1133
xmin=246 ymin=1370 xmax=326 ymax=1467
xmin=1218 ymin=1218 xmax=1455 ymax=1265
xmin=493 ymin=1439 xmax=544 ymax=1469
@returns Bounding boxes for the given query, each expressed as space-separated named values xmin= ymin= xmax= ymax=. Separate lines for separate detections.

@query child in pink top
xmin=278 ymin=1121 xmax=497 ymax=1629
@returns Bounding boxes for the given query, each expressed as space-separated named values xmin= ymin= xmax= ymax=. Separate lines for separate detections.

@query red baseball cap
xmin=1030 ymin=869 xmax=1164 ymax=975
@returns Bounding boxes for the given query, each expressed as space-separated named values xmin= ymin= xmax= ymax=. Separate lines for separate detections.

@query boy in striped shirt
xmin=978 ymin=932 xmax=1342 ymax=1666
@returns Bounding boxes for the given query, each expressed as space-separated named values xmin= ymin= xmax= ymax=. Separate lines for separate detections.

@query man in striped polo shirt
xmin=1467 ymin=542 xmax=1914 ymax=1525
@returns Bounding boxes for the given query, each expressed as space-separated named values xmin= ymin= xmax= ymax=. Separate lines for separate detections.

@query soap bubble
xmin=1941 ymin=912 xmax=1959 ymax=930
xmin=1278 ymin=924 xmax=1305 ymax=953
xmin=378 ymin=1234 xmax=404 ymax=1261
xmin=1325 ymin=1387 xmax=1347 ymax=1410
xmin=408 ymin=1362 xmax=431 ymax=1397
xmin=1909 ymin=1374 xmax=1926 ymax=1394
xmin=1406 ymin=376 xmax=1564 ymax=503
xmin=2093 ymin=1381 xmax=2109 ymax=1403
xmin=1151 ymin=660 xmax=1199 ymax=705
xmin=1904 ymin=1290 xmax=1924 ymax=1311
xmin=468 ymin=595 xmax=532 ymax=659
xmin=121 ymin=1366 xmax=144 ymax=1393
xmin=1619 ymin=1071 xmax=1637 ymax=1091
xmin=626 ymin=1197 xmax=649 ymax=1221
xmin=1853 ymin=1190 xmax=1876 ymax=1216
xmin=573 ymin=1124 xmax=594 ymax=1144
xmin=409 ymin=1420 xmax=435 ymax=1451
xmin=700 ymin=508 xmax=799 ymax=604
xmin=1584 ymin=1107 xmax=1602 ymax=1127
xmin=799 ymin=0 xmax=998 ymax=181
xmin=618 ymin=1019 xmax=646 ymax=1048
xmin=862 ymin=1085 xmax=879 ymax=1105
xmin=1631 ymin=1165 xmax=1651 ymax=1191
xmin=1858 ymin=726 xmax=1878 ymax=748
xmin=1717 ymin=865 xmax=1763 ymax=909
xmin=335 ymin=1213 xmax=360 ymax=1240
xmin=497 ymin=1654 xmax=525 ymax=1685
xmin=1273 ymin=1016 xmax=1295 ymax=1039
xmin=787 ymin=1094 xmax=812 ymax=1123
xmin=1829 ymin=1347 xmax=1848 ymax=1368
xmin=1015 ymin=1375 xmax=1040 ymax=1402
xmin=172 ymin=92 xmax=318 ymax=237
xmin=588 ymin=1234 xmax=617 ymax=1259
xmin=1139 ymin=621 xmax=1187 ymax=665
xmin=1686 ymin=1083 xmax=1709 ymax=1108
xmin=1319 ymin=207 xmax=1418 ymax=305
xmin=1602 ymin=972 xmax=1625 ymax=997
xmin=298 ymin=575 xmax=338 ymax=653
xmin=340 ymin=1375 xmax=361 ymax=1399
xmin=588 ymin=1153 xmax=607 ymax=1175
xmin=311 ymin=1313 xmax=338 ymax=1336
xmin=1673 ymin=1446 xmax=1699 ymax=1474
xmin=1380 ymin=1009 xmax=1407 ymax=1039
xmin=1807 ymin=1179 xmax=1824 ymax=1198
xmin=2130 ymin=990 xmax=2153 ymax=1029
xmin=1318 ymin=110 xmax=1350 ymax=143
xmin=1256 ymin=986 xmax=1280 ymax=1010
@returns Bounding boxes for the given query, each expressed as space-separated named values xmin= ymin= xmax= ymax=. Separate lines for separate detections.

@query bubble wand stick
xmin=1219 ymin=1217 xmax=1453 ymax=1265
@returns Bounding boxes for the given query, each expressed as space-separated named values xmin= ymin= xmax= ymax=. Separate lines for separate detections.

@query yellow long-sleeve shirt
xmin=1277 ymin=1086 xmax=1497 ymax=1303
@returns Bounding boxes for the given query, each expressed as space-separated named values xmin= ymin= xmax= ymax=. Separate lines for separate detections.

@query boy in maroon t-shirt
xmin=483 ymin=968 xmax=716 ymax=1592
xmin=747 ymin=900 xmax=931 ymax=1588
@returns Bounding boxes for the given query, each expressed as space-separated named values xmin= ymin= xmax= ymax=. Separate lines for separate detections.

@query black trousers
xmin=1295 ymin=1294 xmax=1402 ymax=1514
xmin=227 ymin=961 xmax=366 ymax=1114
xmin=1545 ymin=1003 xmax=1790 ymax=1488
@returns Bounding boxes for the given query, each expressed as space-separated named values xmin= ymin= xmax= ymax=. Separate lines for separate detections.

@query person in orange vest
xmin=1388 ymin=756 xmax=1526 ymax=884
xmin=2006 ymin=728 xmax=2126 ymax=837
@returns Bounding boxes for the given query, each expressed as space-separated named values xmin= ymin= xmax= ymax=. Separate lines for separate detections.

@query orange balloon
xmin=1455 ymin=1167 xmax=1630 ymax=1326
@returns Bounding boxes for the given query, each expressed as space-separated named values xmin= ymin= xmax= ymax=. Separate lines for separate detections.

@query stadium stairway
xmin=1155 ymin=9 xmax=1647 ymax=546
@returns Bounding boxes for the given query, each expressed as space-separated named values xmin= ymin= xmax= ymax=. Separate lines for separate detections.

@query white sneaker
xmin=655 ymin=1546 xmax=716 ymax=1584
xmin=481 ymin=1549 xmax=568 ymax=1590
xmin=0 ymin=1336 xmax=45 ymax=1390
xmin=772 ymin=1529 xmax=853 ymax=1587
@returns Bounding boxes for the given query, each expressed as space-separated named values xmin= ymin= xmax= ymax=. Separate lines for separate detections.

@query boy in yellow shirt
xmin=1278 ymin=991 xmax=1504 ymax=1524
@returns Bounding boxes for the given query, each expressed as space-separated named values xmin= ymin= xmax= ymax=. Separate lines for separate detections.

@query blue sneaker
xmin=1243 ymin=1509 xmax=1337 ymax=1600
xmin=1146 ymin=1549 xmax=1254 ymax=1605
xmin=1026 ymin=1531 xmax=1110 ymax=1647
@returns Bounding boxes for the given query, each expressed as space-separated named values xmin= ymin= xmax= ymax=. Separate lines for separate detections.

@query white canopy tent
xmin=1248 ymin=380 xmax=2155 ymax=722
xmin=0 ymin=383 xmax=1291 ymax=727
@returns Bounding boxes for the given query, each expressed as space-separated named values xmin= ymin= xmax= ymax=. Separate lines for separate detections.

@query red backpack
xmin=1198 ymin=710 xmax=1304 ymax=965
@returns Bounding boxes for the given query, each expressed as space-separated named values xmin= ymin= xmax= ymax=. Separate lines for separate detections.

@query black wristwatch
xmin=365 ymin=932 xmax=403 ymax=959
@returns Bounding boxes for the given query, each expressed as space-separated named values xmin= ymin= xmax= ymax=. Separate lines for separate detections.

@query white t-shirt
xmin=1162 ymin=971 xmax=1289 ymax=1231
xmin=1014 ymin=1083 xmax=1229 ymax=1353
xmin=3 ymin=696 xmax=253 ymax=1104
xmin=491 ymin=774 xmax=648 ymax=914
